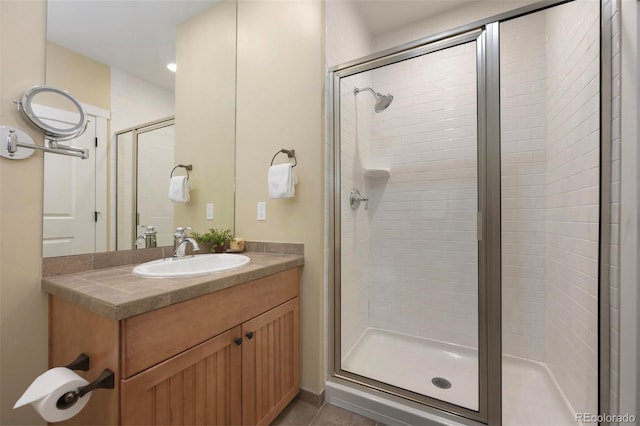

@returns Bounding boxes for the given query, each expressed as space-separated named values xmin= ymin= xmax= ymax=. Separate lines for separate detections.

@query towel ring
xmin=170 ymin=164 xmax=192 ymax=179
xmin=270 ymin=149 xmax=297 ymax=167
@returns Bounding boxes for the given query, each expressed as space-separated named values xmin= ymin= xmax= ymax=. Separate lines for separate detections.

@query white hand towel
xmin=168 ymin=176 xmax=190 ymax=203
xmin=268 ymin=164 xmax=297 ymax=198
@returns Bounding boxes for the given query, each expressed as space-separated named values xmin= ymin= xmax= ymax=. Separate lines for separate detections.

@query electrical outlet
xmin=257 ymin=202 xmax=266 ymax=221
xmin=206 ymin=203 xmax=214 ymax=220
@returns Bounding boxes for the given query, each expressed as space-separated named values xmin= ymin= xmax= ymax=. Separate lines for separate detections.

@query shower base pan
xmin=341 ymin=327 xmax=479 ymax=410
xmin=334 ymin=327 xmax=579 ymax=425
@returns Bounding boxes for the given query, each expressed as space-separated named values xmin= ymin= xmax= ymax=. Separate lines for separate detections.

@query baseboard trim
xmin=297 ymin=388 xmax=325 ymax=407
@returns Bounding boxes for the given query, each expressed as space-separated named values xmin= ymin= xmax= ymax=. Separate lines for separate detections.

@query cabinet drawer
xmin=121 ymin=268 xmax=300 ymax=378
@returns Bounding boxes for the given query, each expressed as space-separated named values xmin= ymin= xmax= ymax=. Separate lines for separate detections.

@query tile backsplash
xmin=42 ymin=247 xmax=170 ymax=277
xmin=42 ymin=242 xmax=303 ymax=277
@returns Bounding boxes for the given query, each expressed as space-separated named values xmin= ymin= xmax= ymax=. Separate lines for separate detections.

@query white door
xmin=37 ymin=105 xmax=108 ymax=257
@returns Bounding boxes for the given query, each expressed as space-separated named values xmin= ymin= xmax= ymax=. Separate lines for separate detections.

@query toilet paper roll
xmin=14 ymin=367 xmax=91 ymax=422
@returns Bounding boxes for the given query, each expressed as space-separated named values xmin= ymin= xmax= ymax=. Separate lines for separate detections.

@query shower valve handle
xmin=350 ymin=188 xmax=368 ymax=210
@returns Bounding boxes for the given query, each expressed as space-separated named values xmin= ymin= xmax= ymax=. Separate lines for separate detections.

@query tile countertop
xmin=42 ymin=252 xmax=304 ymax=321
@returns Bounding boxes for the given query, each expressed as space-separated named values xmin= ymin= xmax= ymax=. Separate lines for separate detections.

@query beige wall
xmin=0 ymin=1 xmax=48 ymax=425
xmin=235 ymin=0 xmax=325 ymax=394
xmin=174 ymin=1 xmax=236 ymax=234
xmin=45 ymin=41 xmax=110 ymax=111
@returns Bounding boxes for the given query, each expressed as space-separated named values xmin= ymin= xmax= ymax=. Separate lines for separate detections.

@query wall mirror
xmin=43 ymin=0 xmax=237 ymax=257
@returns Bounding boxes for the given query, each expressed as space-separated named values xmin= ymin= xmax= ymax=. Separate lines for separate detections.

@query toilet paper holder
xmin=64 ymin=353 xmax=90 ymax=371
xmin=57 ymin=354 xmax=114 ymax=410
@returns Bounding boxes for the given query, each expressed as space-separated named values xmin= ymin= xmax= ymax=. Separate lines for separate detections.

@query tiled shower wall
xmin=500 ymin=12 xmax=548 ymax=361
xmin=501 ymin=0 xmax=600 ymax=415
xmin=544 ymin=0 xmax=600 ymax=415
xmin=366 ymin=43 xmax=479 ymax=348
xmin=607 ymin=0 xmax=621 ymax=417
xmin=339 ymin=73 xmax=374 ymax=357
xmin=325 ymin=0 xmax=374 ymax=357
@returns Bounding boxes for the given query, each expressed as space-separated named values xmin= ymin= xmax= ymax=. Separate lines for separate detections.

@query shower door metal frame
xmin=115 ymin=116 xmax=175 ymax=250
xmin=328 ymin=0 xmax=612 ymax=424
xmin=329 ymin=29 xmax=494 ymax=424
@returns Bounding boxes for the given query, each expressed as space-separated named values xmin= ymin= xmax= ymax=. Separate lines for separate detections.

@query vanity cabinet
xmin=49 ymin=267 xmax=300 ymax=426
xmin=120 ymin=327 xmax=242 ymax=425
xmin=242 ymin=298 xmax=300 ymax=425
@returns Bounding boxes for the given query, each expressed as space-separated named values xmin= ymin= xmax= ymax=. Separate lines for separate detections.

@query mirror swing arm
xmin=3 ymin=128 xmax=89 ymax=160
xmin=1 ymin=85 xmax=90 ymax=160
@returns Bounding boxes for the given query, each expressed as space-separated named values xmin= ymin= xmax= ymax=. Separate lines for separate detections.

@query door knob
xmin=234 ymin=337 xmax=242 ymax=346
xmin=246 ymin=331 xmax=254 ymax=339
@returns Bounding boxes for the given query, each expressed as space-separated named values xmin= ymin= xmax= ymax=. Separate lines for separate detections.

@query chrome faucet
xmin=171 ymin=226 xmax=200 ymax=259
xmin=136 ymin=225 xmax=157 ymax=249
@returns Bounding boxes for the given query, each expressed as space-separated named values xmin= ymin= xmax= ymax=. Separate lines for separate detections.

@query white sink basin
xmin=133 ymin=254 xmax=250 ymax=278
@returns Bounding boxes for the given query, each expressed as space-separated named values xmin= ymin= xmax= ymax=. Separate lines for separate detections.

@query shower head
xmin=374 ymin=92 xmax=394 ymax=112
xmin=354 ymin=87 xmax=394 ymax=113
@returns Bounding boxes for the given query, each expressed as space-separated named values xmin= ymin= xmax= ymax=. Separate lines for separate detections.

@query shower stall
xmin=328 ymin=1 xmax=611 ymax=424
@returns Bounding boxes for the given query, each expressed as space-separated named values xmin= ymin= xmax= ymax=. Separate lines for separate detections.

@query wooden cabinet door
xmin=241 ymin=298 xmax=300 ymax=426
xmin=121 ymin=327 xmax=242 ymax=425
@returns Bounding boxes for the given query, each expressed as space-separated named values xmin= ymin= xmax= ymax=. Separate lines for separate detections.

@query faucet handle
xmin=140 ymin=225 xmax=156 ymax=234
xmin=174 ymin=226 xmax=192 ymax=237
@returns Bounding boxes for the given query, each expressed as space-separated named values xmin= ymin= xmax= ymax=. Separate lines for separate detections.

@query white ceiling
xmin=47 ymin=0 xmax=219 ymax=92
xmin=48 ymin=0 xmax=485 ymax=92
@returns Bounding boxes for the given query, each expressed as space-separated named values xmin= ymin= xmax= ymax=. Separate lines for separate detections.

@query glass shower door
xmin=136 ymin=123 xmax=176 ymax=247
xmin=336 ymin=35 xmax=481 ymax=413
xmin=116 ymin=118 xmax=175 ymax=249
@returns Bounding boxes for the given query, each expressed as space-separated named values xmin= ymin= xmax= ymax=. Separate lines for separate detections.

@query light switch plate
xmin=206 ymin=203 xmax=214 ymax=220
xmin=257 ymin=202 xmax=266 ymax=221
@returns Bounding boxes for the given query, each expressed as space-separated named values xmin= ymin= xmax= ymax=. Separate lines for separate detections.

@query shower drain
xmin=431 ymin=377 xmax=452 ymax=389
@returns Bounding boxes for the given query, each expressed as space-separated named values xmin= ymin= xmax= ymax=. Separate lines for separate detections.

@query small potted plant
xmin=190 ymin=228 xmax=233 ymax=253
xmin=209 ymin=228 xmax=233 ymax=253
xmin=189 ymin=230 xmax=214 ymax=254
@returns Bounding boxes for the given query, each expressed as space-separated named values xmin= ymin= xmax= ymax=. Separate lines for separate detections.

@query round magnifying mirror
xmin=19 ymin=86 xmax=88 ymax=141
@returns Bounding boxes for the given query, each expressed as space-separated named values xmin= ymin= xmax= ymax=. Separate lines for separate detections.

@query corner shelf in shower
xmin=363 ymin=168 xmax=391 ymax=178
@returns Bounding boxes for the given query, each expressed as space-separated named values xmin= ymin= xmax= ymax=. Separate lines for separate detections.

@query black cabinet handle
xmin=234 ymin=337 xmax=242 ymax=346
xmin=245 ymin=331 xmax=254 ymax=339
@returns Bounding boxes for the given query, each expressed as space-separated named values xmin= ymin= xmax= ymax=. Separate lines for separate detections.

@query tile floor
xmin=272 ymin=399 xmax=382 ymax=426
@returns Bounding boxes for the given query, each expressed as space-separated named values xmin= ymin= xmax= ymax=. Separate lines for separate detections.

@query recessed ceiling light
xmin=167 ymin=63 xmax=177 ymax=72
